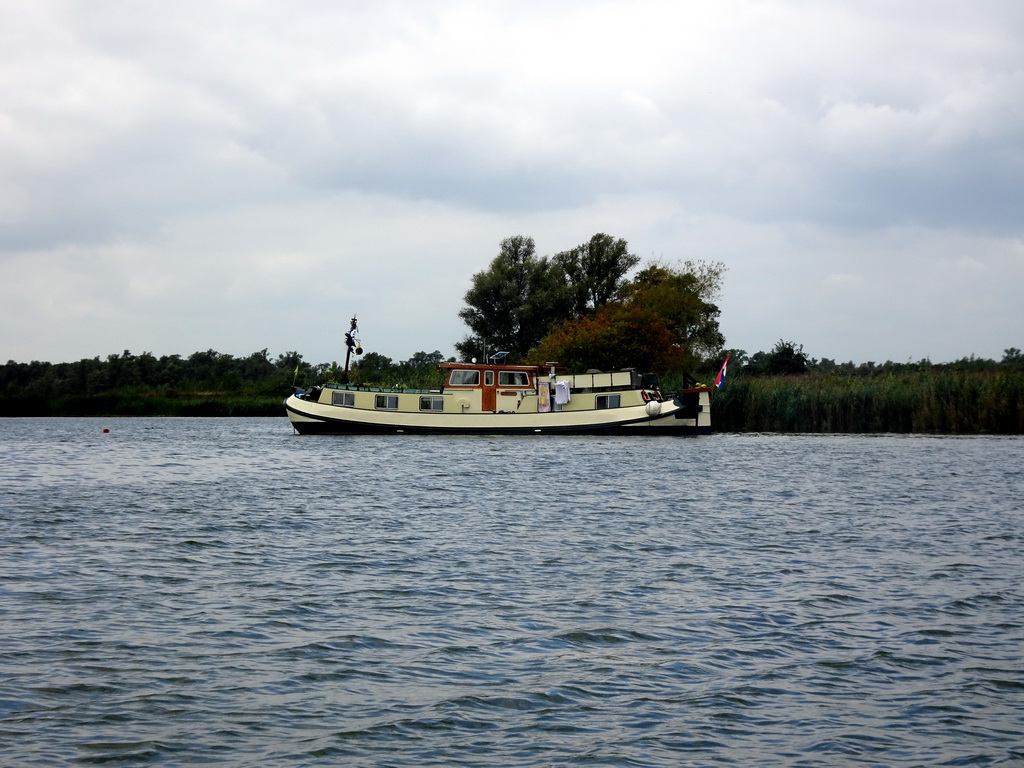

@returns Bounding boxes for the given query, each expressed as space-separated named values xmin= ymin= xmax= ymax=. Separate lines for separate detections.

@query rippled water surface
xmin=1 ymin=418 xmax=1022 ymax=766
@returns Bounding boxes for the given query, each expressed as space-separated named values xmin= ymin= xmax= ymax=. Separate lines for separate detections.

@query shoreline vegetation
xmin=712 ymin=369 xmax=1022 ymax=434
xmin=2 ymin=350 xmax=1021 ymax=434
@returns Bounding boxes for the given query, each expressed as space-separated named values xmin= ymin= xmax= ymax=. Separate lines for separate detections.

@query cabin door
xmin=482 ymin=370 xmax=496 ymax=411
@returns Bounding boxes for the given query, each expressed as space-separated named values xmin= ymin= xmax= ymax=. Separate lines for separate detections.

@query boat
xmin=284 ymin=317 xmax=712 ymax=435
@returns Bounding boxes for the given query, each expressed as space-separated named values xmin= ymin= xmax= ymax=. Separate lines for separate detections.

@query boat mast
xmin=340 ymin=315 xmax=361 ymax=384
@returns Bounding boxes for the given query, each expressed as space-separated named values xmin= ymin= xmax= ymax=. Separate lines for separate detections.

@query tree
xmin=397 ymin=351 xmax=448 ymax=389
xmin=554 ymin=233 xmax=639 ymax=317
xmin=352 ymin=351 xmax=393 ymax=383
xmin=275 ymin=351 xmax=304 ymax=371
xmin=456 ymin=236 xmax=570 ymax=361
xmin=349 ymin=350 xmax=447 ymax=388
xmin=401 ymin=350 xmax=446 ymax=369
xmin=620 ymin=260 xmax=726 ymax=364
xmin=749 ymin=339 xmax=809 ymax=375
xmin=528 ymin=303 xmax=683 ymax=373
xmin=240 ymin=349 xmax=275 ymax=381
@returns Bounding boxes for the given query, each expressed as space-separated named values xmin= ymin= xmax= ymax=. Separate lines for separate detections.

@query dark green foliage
xmin=456 ymin=236 xmax=571 ymax=362
xmin=458 ymin=234 xmax=725 ymax=370
xmin=0 ymin=349 xmax=291 ymax=416
xmin=530 ymin=260 xmax=725 ymax=375
xmin=1 ymin=348 xmax=305 ymax=399
xmin=351 ymin=350 xmax=449 ymax=390
xmin=352 ymin=351 xmax=394 ymax=383
xmin=554 ymin=233 xmax=639 ymax=316
xmin=0 ymin=345 xmax=455 ymax=417
xmin=704 ymin=344 xmax=1022 ymax=433
xmin=528 ymin=303 xmax=683 ymax=373
xmin=745 ymin=340 xmax=810 ymax=375
xmin=456 ymin=233 xmax=649 ymax=362
xmin=620 ymin=262 xmax=725 ymax=364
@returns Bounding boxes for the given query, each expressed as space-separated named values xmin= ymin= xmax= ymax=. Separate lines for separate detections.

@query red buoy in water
xmin=102 ymin=428 xmax=110 ymax=433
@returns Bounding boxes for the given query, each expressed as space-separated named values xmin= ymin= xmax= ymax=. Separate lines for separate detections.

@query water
xmin=1 ymin=418 xmax=1022 ymax=767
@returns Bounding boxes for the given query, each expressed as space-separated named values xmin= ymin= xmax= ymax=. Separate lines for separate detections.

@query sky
xmin=2 ymin=0 xmax=1022 ymax=368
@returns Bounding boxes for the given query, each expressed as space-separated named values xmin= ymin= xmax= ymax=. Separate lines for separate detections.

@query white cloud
xmin=822 ymin=273 xmax=866 ymax=290
xmin=1 ymin=0 xmax=1022 ymax=367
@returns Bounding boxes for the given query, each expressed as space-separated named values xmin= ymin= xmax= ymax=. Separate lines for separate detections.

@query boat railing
xmin=322 ymin=382 xmax=434 ymax=394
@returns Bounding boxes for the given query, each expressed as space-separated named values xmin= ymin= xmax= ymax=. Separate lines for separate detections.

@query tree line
xmin=0 ymin=349 xmax=296 ymax=416
xmin=0 ymin=347 xmax=455 ymax=416
xmin=723 ymin=340 xmax=1024 ymax=378
xmin=2 ymin=349 xmax=301 ymax=398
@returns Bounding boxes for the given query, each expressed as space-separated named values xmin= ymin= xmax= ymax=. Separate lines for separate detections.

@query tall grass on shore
xmin=713 ymin=370 xmax=1023 ymax=434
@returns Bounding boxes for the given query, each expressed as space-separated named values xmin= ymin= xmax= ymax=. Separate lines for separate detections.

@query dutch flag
xmin=714 ymin=355 xmax=730 ymax=389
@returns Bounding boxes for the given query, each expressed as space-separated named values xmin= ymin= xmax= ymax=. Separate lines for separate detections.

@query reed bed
xmin=713 ymin=370 xmax=1023 ymax=434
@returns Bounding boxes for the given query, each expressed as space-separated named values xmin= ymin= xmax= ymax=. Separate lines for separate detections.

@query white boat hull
xmin=284 ymin=389 xmax=711 ymax=435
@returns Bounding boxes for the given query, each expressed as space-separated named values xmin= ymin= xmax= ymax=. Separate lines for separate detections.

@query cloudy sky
xmin=3 ymin=0 xmax=1022 ymax=368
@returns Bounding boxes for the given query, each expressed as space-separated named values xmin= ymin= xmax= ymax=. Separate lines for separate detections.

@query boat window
xmin=419 ymin=396 xmax=444 ymax=411
xmin=484 ymin=371 xmax=494 ymax=386
xmin=595 ymin=394 xmax=621 ymax=409
xmin=499 ymin=371 xmax=530 ymax=386
xmin=374 ymin=394 xmax=399 ymax=410
xmin=332 ymin=391 xmax=355 ymax=407
xmin=448 ymin=370 xmax=480 ymax=386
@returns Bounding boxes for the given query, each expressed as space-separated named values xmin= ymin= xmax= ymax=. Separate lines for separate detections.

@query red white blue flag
xmin=714 ymin=355 xmax=730 ymax=389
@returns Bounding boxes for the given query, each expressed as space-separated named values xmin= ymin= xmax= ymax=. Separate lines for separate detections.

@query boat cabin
xmin=439 ymin=362 xmax=545 ymax=413
xmin=437 ymin=362 xmax=655 ymax=413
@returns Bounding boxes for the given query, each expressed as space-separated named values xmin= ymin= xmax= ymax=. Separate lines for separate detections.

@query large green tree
xmin=456 ymin=237 xmax=725 ymax=372
xmin=621 ymin=260 xmax=726 ymax=361
xmin=457 ymin=233 xmax=644 ymax=361
xmin=456 ymin=236 xmax=569 ymax=361
xmin=528 ymin=303 xmax=683 ymax=373
xmin=528 ymin=259 xmax=726 ymax=374
xmin=553 ymin=233 xmax=640 ymax=317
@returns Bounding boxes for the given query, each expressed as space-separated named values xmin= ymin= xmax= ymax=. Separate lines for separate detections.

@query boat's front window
xmin=448 ymin=370 xmax=480 ymax=386
xmin=595 ymin=394 xmax=621 ymax=409
xmin=499 ymin=371 xmax=530 ymax=386
xmin=374 ymin=394 xmax=399 ymax=409
xmin=419 ymin=396 xmax=444 ymax=411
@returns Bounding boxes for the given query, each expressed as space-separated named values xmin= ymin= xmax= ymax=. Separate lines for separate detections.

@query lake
xmin=1 ymin=418 xmax=1022 ymax=766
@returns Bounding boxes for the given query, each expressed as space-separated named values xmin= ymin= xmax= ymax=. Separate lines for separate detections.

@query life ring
xmin=641 ymin=390 xmax=651 ymax=402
